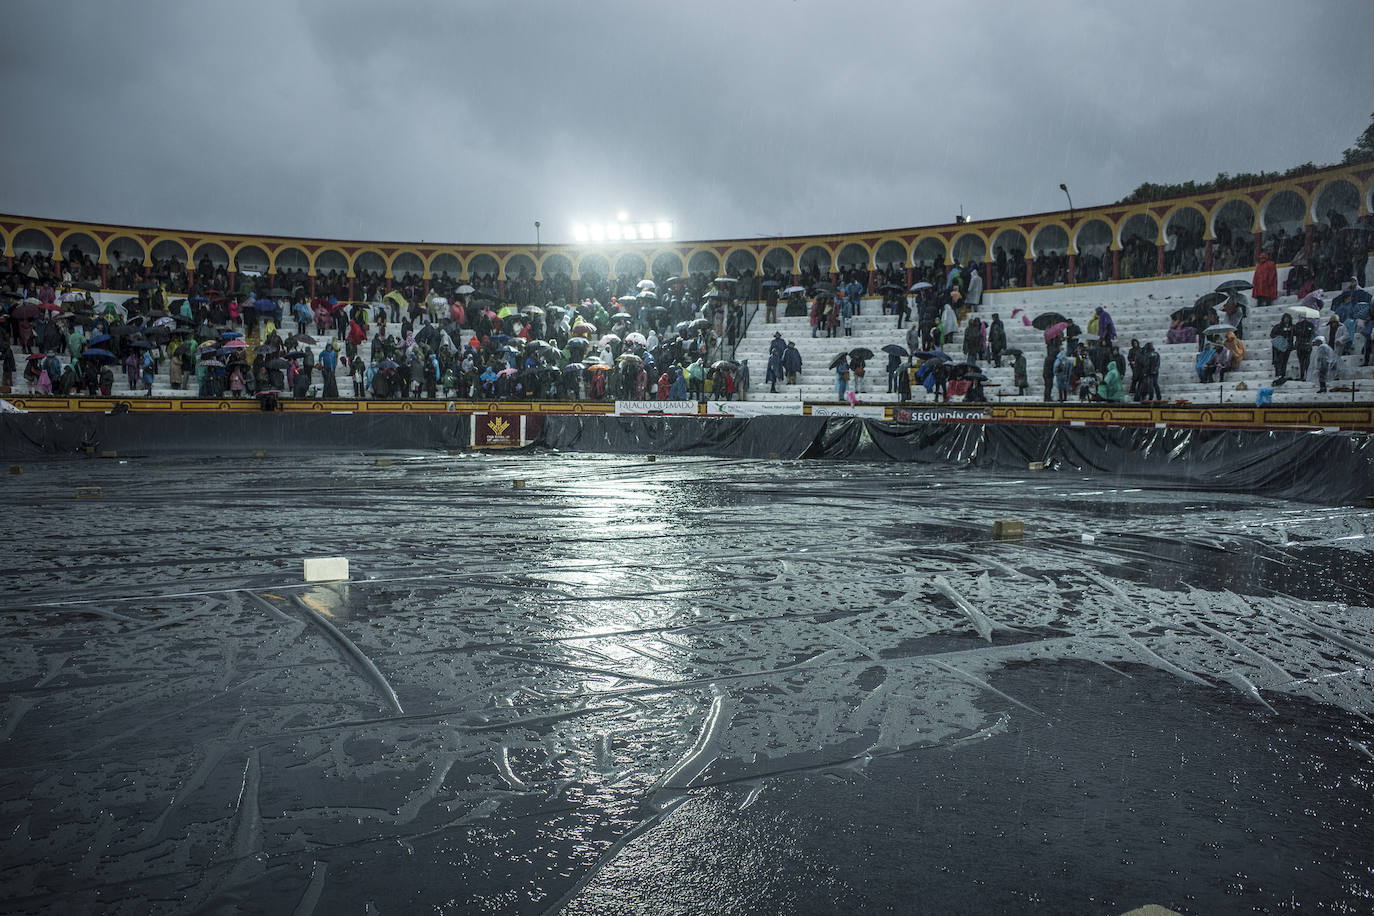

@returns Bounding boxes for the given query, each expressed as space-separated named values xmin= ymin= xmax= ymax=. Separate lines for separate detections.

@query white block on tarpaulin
xmin=304 ymin=557 xmax=349 ymax=582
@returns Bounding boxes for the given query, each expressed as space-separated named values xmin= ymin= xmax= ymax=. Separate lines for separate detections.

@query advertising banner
xmin=706 ymin=401 xmax=805 ymax=417
xmin=613 ymin=400 xmax=699 ymax=416
xmin=809 ymin=404 xmax=887 ymax=419
xmin=892 ymin=407 xmax=989 ymax=423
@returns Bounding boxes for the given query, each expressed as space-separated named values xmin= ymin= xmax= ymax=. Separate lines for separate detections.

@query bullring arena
xmin=3 ymin=162 xmax=1374 ymax=915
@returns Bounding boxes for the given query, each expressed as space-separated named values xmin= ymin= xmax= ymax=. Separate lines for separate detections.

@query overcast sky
xmin=2 ymin=0 xmax=1370 ymax=246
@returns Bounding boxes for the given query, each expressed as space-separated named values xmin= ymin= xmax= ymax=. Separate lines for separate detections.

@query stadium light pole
xmin=1059 ymin=183 xmax=1074 ymax=224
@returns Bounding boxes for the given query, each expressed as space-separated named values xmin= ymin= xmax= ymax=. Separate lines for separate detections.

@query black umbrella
xmin=761 ymin=280 xmax=782 ymax=287
xmin=881 ymin=344 xmax=909 ymax=357
xmin=814 ymin=280 xmax=835 ymax=290
xmin=1031 ymin=312 xmax=1069 ymax=330
xmin=849 ymin=347 xmax=874 ymax=360
xmin=1194 ymin=292 xmax=1228 ymax=311
xmin=1215 ymin=280 xmax=1252 ymax=293
xmin=270 ymin=287 xmax=290 ymax=297
xmin=80 ymin=348 xmax=116 ymax=361
xmin=687 ymin=318 xmax=711 ymax=331
xmin=828 ymin=352 xmax=850 ymax=370
xmin=11 ymin=302 xmax=41 ymax=320
xmin=136 ymin=281 xmax=159 ymax=291
xmin=1170 ymin=306 xmax=1195 ymax=322
xmin=946 ymin=363 xmax=984 ymax=379
xmin=267 ymin=357 xmax=289 ymax=370
xmin=254 ymin=344 xmax=278 ymax=355
xmin=283 ymin=350 xmax=306 ymax=360
xmin=703 ymin=290 xmax=726 ymax=299
xmin=74 ymin=280 xmax=100 ymax=291
xmin=879 ymin=284 xmax=905 ymax=293
xmin=294 ymin=333 xmax=318 ymax=345
xmin=713 ymin=276 xmax=737 ymax=284
xmin=711 ymin=359 xmax=738 ymax=370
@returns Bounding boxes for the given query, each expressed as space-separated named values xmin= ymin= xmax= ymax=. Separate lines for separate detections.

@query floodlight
xmin=606 ymin=223 xmax=622 ymax=241
xmin=589 ymin=223 xmax=605 ymax=242
xmin=655 ymin=222 xmax=672 ymax=239
xmin=638 ymin=223 xmax=654 ymax=239
xmin=616 ymin=210 xmax=629 ymax=223
xmin=623 ymin=224 xmax=638 ymax=240
xmin=573 ymin=224 xmax=589 ymax=243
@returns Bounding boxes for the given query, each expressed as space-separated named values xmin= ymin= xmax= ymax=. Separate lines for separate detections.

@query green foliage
xmin=1342 ymin=111 xmax=1374 ymax=164
xmin=1117 ymin=113 xmax=1374 ymax=203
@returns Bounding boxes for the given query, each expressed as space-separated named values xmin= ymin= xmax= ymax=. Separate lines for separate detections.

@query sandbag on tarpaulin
xmin=537 ymin=415 xmax=827 ymax=458
xmin=0 ymin=412 xmax=470 ymax=457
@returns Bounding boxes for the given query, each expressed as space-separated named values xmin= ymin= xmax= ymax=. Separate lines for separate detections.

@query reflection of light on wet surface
xmin=1 ymin=453 xmax=1373 ymax=912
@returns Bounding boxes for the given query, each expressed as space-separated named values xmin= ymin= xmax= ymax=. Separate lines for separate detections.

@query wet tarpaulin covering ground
xmin=540 ymin=416 xmax=1374 ymax=504
xmin=2 ymin=454 xmax=1373 ymax=914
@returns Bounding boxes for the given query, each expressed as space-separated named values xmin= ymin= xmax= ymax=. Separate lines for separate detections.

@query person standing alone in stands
xmin=1253 ymin=252 xmax=1278 ymax=309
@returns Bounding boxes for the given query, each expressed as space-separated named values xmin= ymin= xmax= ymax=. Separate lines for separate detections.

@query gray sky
xmin=2 ymin=0 xmax=1370 ymax=246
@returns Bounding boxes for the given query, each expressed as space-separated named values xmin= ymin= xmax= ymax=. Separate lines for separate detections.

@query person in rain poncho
xmin=1252 ymin=252 xmax=1278 ymax=308
xmin=1222 ymin=331 xmax=1246 ymax=370
xmin=834 ymin=357 xmax=849 ymax=401
xmin=1096 ymin=360 xmax=1125 ymax=402
xmin=1093 ymin=306 xmax=1116 ymax=345
xmin=965 ymin=267 xmax=983 ymax=308
xmin=782 ymin=341 xmax=803 ymax=384
xmin=1053 ymin=347 xmax=1073 ymax=401
xmin=319 ymin=341 xmax=339 ymax=398
xmin=1311 ymin=336 xmax=1340 ymax=392
xmin=1013 ymin=350 xmax=1028 ymax=395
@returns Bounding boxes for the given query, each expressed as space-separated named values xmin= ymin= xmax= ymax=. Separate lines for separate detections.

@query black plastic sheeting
xmin=539 ymin=415 xmax=1373 ymax=504
xmin=0 ymin=412 xmax=470 ymax=457
xmin=539 ymin=414 xmax=829 ymax=459
xmin=819 ymin=419 xmax=1374 ymax=504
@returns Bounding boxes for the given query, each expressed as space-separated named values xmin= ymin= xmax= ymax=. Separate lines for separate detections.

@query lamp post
xmin=1059 ymin=183 xmax=1074 ymax=224
xmin=534 ymin=221 xmax=541 ymax=255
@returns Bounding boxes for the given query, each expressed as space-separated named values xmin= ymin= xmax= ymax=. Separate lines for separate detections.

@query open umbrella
xmin=88 ymin=333 xmax=112 ymax=346
xmin=1287 ymin=305 xmax=1321 ymax=320
xmin=665 ymin=276 xmax=684 ymax=285
xmin=624 ymin=332 xmax=648 ymax=346
xmin=703 ymin=290 xmax=726 ymax=299
xmin=455 ymin=284 xmax=475 ymax=295
xmin=711 ymin=359 xmax=738 ymax=370
xmin=1204 ymin=323 xmax=1236 ymax=336
xmin=687 ymin=318 xmax=711 ymax=331
xmin=762 ymin=280 xmax=782 ymax=288
xmin=1216 ymin=279 xmax=1252 ymax=293
xmin=74 ymin=280 xmax=100 ymax=291
xmin=1194 ymin=291 xmax=1228 ymax=312
xmin=609 ymin=312 xmax=633 ymax=324
xmin=80 ymin=348 xmax=116 ymax=361
xmin=1044 ymin=321 xmax=1069 ymax=342
xmin=376 ymin=359 xmax=398 ymax=370
xmin=270 ymin=287 xmax=290 ymax=297
xmin=909 ymin=282 xmax=933 ymax=292
xmin=263 ymin=357 xmax=287 ymax=370
xmin=783 ymin=285 xmax=806 ymax=294
xmin=599 ymin=334 xmax=621 ymax=346
xmin=284 ymin=350 xmax=306 ymax=360
xmin=219 ymin=330 xmax=244 ymax=340
xmin=25 ymin=353 xmax=49 ymax=362
xmin=584 ymin=363 xmax=611 ymax=372
xmin=636 ymin=290 xmax=658 ymax=300
xmin=497 ymin=367 xmax=518 ymax=377
xmin=1031 ymin=311 xmax=1069 ymax=330
xmin=223 ymin=339 xmax=248 ymax=349
xmin=617 ymin=353 xmax=643 ymax=364
xmin=849 ymin=347 xmax=874 ymax=360
xmin=713 ymin=276 xmax=737 ymax=285
xmin=911 ymin=350 xmax=949 ymax=361
xmin=294 ymin=333 xmax=317 ymax=345
xmin=828 ymin=352 xmax=850 ymax=370
xmin=881 ymin=344 xmax=909 ymax=357
xmin=637 ymin=279 xmax=657 ymax=291
xmin=1169 ymin=306 xmax=1195 ymax=322
xmin=254 ymin=344 xmax=278 ymax=355
xmin=572 ymin=321 xmax=596 ymax=337
xmin=253 ymin=299 xmax=277 ymax=312
xmin=199 ymin=358 xmax=225 ymax=368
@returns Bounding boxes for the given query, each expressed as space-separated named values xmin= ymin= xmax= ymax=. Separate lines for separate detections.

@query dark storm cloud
xmin=2 ymin=0 xmax=1369 ymax=244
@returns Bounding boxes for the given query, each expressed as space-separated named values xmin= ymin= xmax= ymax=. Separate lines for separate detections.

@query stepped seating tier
xmin=736 ymin=294 xmax=1374 ymax=405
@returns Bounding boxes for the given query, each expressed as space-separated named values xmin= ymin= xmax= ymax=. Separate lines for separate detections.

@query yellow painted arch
xmin=684 ymin=246 xmax=725 ymax=273
xmin=268 ymin=244 xmax=312 ymax=273
xmin=795 ymin=243 xmax=834 ymax=272
xmin=833 ymin=239 xmax=873 ymax=269
xmin=1028 ymin=219 xmax=1074 ymax=254
xmin=190 ymin=239 xmax=233 ymax=265
xmin=349 ymin=246 xmax=389 ymax=278
xmin=1156 ymin=203 xmax=1209 ymax=240
xmin=228 ymin=240 xmax=272 ymax=270
xmin=10 ymin=221 xmax=58 ymax=257
xmin=465 ymin=248 xmax=504 ymax=280
xmin=1308 ymin=176 xmax=1365 ymax=224
xmin=53 ymin=228 xmax=102 ymax=262
xmin=950 ymin=230 xmax=990 ymax=264
xmin=870 ymin=235 xmax=912 ymax=267
xmin=720 ymin=245 xmax=760 ymax=272
xmin=985 ymin=223 xmax=1029 ymax=256
xmin=310 ymin=246 xmax=352 ymax=277
xmin=145 ymin=234 xmax=192 ymax=267
xmin=1208 ymin=194 xmax=1261 ymax=236
xmin=909 ymin=233 xmax=948 ymax=265
xmin=426 ymin=249 xmax=465 ymax=278
xmin=388 ymin=247 xmax=428 ymax=278
xmin=1114 ymin=208 xmax=1162 ymax=247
